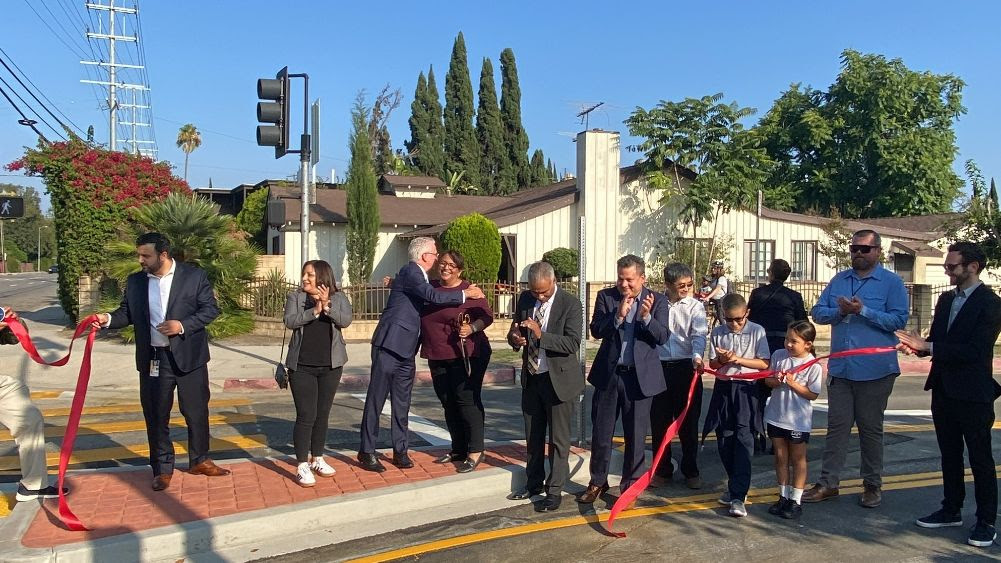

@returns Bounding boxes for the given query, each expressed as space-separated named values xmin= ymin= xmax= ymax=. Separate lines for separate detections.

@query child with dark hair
xmin=763 ymin=320 xmax=823 ymax=520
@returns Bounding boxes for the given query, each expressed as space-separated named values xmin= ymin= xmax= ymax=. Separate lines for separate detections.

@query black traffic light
xmin=256 ymin=66 xmax=290 ymax=159
xmin=0 ymin=196 xmax=24 ymax=218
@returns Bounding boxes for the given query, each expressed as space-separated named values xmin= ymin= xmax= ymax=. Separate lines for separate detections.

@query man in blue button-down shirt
xmin=803 ymin=229 xmax=908 ymax=509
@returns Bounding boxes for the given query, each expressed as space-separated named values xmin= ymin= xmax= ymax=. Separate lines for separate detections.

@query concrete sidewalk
xmin=0 ymin=443 xmax=596 ymax=562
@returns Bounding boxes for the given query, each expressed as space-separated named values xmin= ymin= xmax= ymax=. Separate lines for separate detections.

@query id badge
xmin=151 ymin=359 xmax=160 ymax=378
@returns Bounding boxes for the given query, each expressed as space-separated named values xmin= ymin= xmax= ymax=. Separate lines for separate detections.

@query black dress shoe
xmin=434 ymin=453 xmax=465 ymax=464
xmin=536 ymin=493 xmax=562 ymax=512
xmin=456 ymin=453 xmax=483 ymax=474
xmin=357 ymin=452 xmax=386 ymax=473
xmin=508 ymin=487 xmax=544 ymax=500
xmin=392 ymin=452 xmax=414 ymax=469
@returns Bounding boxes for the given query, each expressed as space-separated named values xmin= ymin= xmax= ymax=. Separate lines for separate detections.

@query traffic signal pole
xmin=292 ymin=73 xmax=311 ymax=264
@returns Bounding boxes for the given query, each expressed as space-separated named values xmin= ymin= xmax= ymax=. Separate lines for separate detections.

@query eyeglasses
xmin=422 ymin=251 xmax=439 ymax=258
xmin=723 ymin=315 xmax=746 ymax=323
xmin=943 ymin=262 xmax=966 ymax=272
xmin=849 ymin=244 xmax=878 ymax=254
xmin=674 ymin=282 xmax=694 ymax=289
xmin=438 ymin=261 xmax=459 ymax=270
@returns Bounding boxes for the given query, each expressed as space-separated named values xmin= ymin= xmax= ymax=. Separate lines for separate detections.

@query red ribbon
xmin=7 ymin=314 xmax=99 ymax=531
xmin=605 ymin=345 xmax=898 ymax=536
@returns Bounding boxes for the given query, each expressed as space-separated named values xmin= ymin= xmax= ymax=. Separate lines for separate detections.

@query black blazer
xmin=511 ymin=287 xmax=584 ymax=403
xmin=588 ymin=287 xmax=670 ymax=398
xmin=925 ymin=284 xmax=1001 ymax=403
xmin=108 ymin=261 xmax=220 ymax=374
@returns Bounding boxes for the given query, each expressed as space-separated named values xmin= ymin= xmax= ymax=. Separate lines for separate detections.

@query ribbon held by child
xmin=605 ymin=345 xmax=897 ymax=536
xmin=6 ymin=314 xmax=100 ymax=531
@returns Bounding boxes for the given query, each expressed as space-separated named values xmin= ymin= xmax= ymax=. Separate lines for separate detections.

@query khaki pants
xmin=0 ymin=375 xmax=48 ymax=490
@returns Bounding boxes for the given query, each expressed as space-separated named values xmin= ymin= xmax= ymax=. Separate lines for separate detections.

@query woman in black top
xmin=283 ymin=260 xmax=352 ymax=487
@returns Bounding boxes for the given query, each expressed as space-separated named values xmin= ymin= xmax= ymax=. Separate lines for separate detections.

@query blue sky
xmin=2 ymin=1 xmax=999 ymax=213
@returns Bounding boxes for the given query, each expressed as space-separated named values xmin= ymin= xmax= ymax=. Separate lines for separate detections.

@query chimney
xmin=576 ymin=129 xmax=621 ymax=282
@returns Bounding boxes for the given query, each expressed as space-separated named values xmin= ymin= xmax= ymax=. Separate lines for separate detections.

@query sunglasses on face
xmin=849 ymin=244 xmax=878 ymax=254
xmin=943 ymin=262 xmax=966 ymax=272
xmin=674 ymin=282 xmax=694 ymax=289
xmin=723 ymin=315 xmax=746 ymax=323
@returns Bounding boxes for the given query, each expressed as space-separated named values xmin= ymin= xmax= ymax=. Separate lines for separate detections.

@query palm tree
xmin=176 ymin=124 xmax=202 ymax=183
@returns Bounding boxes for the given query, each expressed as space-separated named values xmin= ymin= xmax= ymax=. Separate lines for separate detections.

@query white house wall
xmin=281 ymin=224 xmax=411 ymax=285
xmin=499 ymin=204 xmax=575 ymax=281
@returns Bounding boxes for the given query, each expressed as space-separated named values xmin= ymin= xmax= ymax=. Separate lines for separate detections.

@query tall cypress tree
xmin=500 ymin=48 xmax=531 ymax=190
xmin=528 ymin=149 xmax=549 ymax=186
xmin=405 ymin=72 xmax=429 ymax=173
xmin=444 ymin=32 xmax=480 ymax=189
xmin=345 ymin=94 xmax=380 ymax=285
xmin=548 ymin=159 xmax=558 ymax=181
xmin=476 ymin=58 xmax=514 ymax=195
xmin=424 ymin=66 xmax=447 ymax=180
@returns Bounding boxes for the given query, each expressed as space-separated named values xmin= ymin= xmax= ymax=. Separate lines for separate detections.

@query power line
xmin=0 ymin=83 xmax=50 ymax=142
xmin=0 ymin=48 xmax=86 ymax=136
xmin=20 ymin=0 xmax=89 ymax=60
xmin=0 ymin=73 xmax=65 ymax=140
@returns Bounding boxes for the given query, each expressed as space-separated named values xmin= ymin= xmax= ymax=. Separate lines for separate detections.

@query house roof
xmin=379 ymin=174 xmax=446 ymax=189
xmin=270 ymin=186 xmax=508 ymax=227
xmin=855 ymin=213 xmax=961 ymax=234
xmin=890 ymin=240 xmax=943 ymax=258
xmin=758 ymin=207 xmax=938 ymax=242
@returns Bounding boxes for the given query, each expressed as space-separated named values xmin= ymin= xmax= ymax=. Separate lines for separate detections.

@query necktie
xmin=526 ymin=305 xmax=545 ymax=375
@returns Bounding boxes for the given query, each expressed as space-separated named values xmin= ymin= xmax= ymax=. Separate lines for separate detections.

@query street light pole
xmin=37 ymin=225 xmax=48 ymax=272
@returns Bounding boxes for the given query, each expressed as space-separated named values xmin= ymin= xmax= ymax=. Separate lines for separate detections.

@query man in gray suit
xmin=506 ymin=261 xmax=584 ymax=512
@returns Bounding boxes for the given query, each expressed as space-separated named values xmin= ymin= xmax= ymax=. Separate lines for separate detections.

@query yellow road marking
xmin=0 ymin=491 xmax=12 ymax=518
xmin=29 ymin=391 xmax=62 ymax=400
xmin=0 ymin=434 xmax=269 ymax=471
xmin=38 ymin=398 xmax=251 ymax=418
xmin=347 ymin=467 xmax=997 ymax=563
xmin=0 ymin=413 xmax=257 ymax=441
xmin=611 ymin=422 xmax=1001 ymax=445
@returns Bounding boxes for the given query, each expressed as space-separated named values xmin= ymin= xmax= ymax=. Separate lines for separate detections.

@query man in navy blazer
xmin=358 ymin=236 xmax=484 ymax=472
xmin=578 ymin=255 xmax=670 ymax=505
xmin=898 ymin=242 xmax=1001 ymax=548
xmin=95 ymin=233 xmax=225 ymax=491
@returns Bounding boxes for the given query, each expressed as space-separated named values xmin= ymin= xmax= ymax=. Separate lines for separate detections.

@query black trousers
xmin=140 ymin=348 xmax=211 ymax=475
xmin=429 ymin=352 xmax=489 ymax=457
xmin=289 ymin=365 xmax=343 ymax=462
xmin=651 ymin=360 xmax=703 ymax=478
xmin=523 ymin=372 xmax=573 ymax=495
xmin=932 ymin=390 xmax=997 ymax=524
xmin=360 ymin=346 xmax=416 ymax=455
xmin=589 ymin=367 xmax=651 ymax=490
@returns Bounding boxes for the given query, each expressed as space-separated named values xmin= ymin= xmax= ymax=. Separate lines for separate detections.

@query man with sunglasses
xmin=897 ymin=242 xmax=1001 ymax=548
xmin=358 ymin=237 xmax=485 ymax=472
xmin=804 ymin=229 xmax=908 ymax=508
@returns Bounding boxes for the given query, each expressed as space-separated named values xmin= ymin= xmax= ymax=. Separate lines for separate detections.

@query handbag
xmin=274 ymin=324 xmax=289 ymax=390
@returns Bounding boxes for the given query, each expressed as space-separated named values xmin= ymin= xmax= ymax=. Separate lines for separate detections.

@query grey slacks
xmin=818 ymin=373 xmax=897 ymax=488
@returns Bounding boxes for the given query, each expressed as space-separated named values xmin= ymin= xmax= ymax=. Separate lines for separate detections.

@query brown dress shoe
xmin=859 ymin=484 xmax=881 ymax=508
xmin=576 ymin=483 xmax=609 ymax=504
xmin=152 ymin=473 xmax=173 ymax=491
xmin=188 ymin=459 xmax=231 ymax=477
xmin=801 ymin=483 xmax=839 ymax=503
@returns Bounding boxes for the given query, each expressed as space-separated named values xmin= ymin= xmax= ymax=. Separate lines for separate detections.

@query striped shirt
xmin=658 ymin=296 xmax=708 ymax=362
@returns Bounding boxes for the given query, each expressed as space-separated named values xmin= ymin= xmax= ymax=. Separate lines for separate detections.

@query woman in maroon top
xmin=420 ymin=250 xmax=493 ymax=473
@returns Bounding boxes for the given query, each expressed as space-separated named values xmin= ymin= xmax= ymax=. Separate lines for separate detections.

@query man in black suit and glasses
xmin=506 ymin=261 xmax=584 ymax=512
xmin=95 ymin=232 xmax=227 ymax=491
xmin=897 ymin=241 xmax=1001 ymax=548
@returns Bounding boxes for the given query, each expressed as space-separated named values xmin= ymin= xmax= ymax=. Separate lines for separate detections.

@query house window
xmin=790 ymin=240 xmax=818 ymax=281
xmin=743 ymin=240 xmax=775 ymax=281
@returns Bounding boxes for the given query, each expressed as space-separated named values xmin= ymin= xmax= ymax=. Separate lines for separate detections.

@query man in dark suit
xmin=897 ymin=241 xmax=1001 ymax=548
xmin=358 ymin=236 xmax=484 ymax=472
xmin=506 ymin=261 xmax=583 ymax=512
xmin=578 ymin=255 xmax=669 ymax=506
xmin=95 ymin=233 xmax=225 ymax=491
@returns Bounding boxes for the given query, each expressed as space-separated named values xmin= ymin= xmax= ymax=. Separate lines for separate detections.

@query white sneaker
xmin=718 ymin=492 xmax=732 ymax=506
xmin=310 ymin=456 xmax=336 ymax=477
xmin=729 ymin=499 xmax=747 ymax=517
xmin=296 ymin=462 xmax=316 ymax=487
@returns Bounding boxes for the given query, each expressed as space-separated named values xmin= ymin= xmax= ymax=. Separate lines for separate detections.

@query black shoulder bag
xmin=274 ymin=324 xmax=289 ymax=390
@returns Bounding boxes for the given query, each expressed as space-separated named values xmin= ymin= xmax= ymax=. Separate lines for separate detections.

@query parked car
xmin=48 ymin=264 xmax=58 ymax=274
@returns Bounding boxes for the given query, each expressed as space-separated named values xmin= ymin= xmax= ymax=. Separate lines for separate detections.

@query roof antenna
xmin=576 ymin=102 xmax=604 ymax=130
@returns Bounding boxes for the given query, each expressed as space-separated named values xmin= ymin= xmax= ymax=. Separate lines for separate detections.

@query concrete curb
xmin=0 ymin=444 xmax=598 ymax=563
xmin=223 ymin=367 xmax=517 ymax=392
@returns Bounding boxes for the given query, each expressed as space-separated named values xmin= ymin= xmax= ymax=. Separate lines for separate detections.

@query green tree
xmin=528 ymin=149 xmax=552 ymax=186
xmin=475 ymin=58 xmax=514 ymax=195
xmin=548 ymin=159 xmax=558 ymax=181
xmin=368 ymin=85 xmax=402 ymax=176
xmin=444 ymin=32 xmax=480 ymax=190
xmin=0 ymin=184 xmax=55 ymax=268
xmin=8 ymin=138 xmax=188 ymax=321
xmin=406 ymin=72 xmax=431 ymax=173
xmin=440 ymin=213 xmax=501 ymax=283
xmin=950 ymin=174 xmax=1000 ymax=276
xmin=500 ymin=48 xmax=531 ymax=189
xmin=234 ymin=186 xmax=269 ymax=249
xmin=176 ymin=123 xmax=202 ymax=184
xmin=345 ymin=94 xmax=380 ymax=285
xmin=625 ymin=93 xmax=772 ymax=273
xmin=542 ymin=247 xmax=578 ymax=279
xmin=966 ymin=160 xmax=986 ymax=201
xmin=754 ymin=50 xmax=965 ymax=217
xmin=424 ymin=66 xmax=447 ymax=179
xmin=103 ymin=193 xmax=257 ymax=339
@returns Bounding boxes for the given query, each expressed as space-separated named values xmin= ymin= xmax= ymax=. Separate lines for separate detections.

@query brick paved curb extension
xmin=0 ymin=444 xmax=596 ymax=562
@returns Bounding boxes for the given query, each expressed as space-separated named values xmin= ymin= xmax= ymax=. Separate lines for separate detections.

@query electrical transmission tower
xmin=81 ymin=0 xmax=157 ymax=157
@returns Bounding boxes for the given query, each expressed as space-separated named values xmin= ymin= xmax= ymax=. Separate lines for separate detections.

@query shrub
xmin=542 ymin=247 xmax=578 ymax=279
xmin=439 ymin=212 xmax=501 ymax=283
